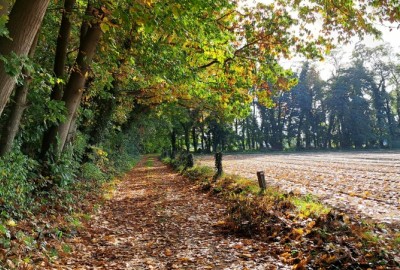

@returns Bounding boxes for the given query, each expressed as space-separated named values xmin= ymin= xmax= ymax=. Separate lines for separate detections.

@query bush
xmin=165 ymin=152 xmax=195 ymax=172
xmin=0 ymin=151 xmax=38 ymax=217
xmin=80 ymin=162 xmax=107 ymax=182
xmin=183 ymin=166 xmax=214 ymax=181
xmin=47 ymin=145 xmax=80 ymax=188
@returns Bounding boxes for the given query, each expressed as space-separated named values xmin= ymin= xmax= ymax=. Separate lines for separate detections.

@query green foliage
xmin=165 ymin=152 xmax=196 ymax=172
xmin=128 ymin=111 xmax=172 ymax=154
xmin=291 ymin=194 xmax=331 ymax=219
xmin=47 ymin=146 xmax=79 ymax=188
xmin=0 ymin=14 xmax=8 ymax=37
xmin=0 ymin=151 xmax=38 ymax=217
xmin=102 ymin=133 xmax=140 ymax=175
xmin=0 ymin=52 xmax=31 ymax=79
xmin=80 ymin=162 xmax=107 ymax=182
xmin=145 ymin=158 xmax=154 ymax=167
xmin=183 ymin=165 xmax=214 ymax=181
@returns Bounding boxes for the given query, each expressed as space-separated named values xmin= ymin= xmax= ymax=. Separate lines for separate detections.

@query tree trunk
xmin=200 ymin=125 xmax=205 ymax=151
xmin=0 ymin=31 xmax=40 ymax=156
xmin=40 ymin=0 xmax=85 ymax=157
xmin=0 ymin=0 xmax=50 ymax=116
xmin=241 ymin=119 xmax=246 ymax=150
xmin=57 ymin=24 xmax=102 ymax=153
xmin=324 ymin=114 xmax=334 ymax=148
xmin=206 ymin=130 xmax=212 ymax=153
xmin=192 ymin=126 xmax=197 ymax=152
xmin=65 ymin=110 xmax=78 ymax=145
xmin=171 ymin=129 xmax=177 ymax=157
xmin=183 ymin=124 xmax=190 ymax=152
xmin=212 ymin=129 xmax=218 ymax=153
xmin=296 ymin=113 xmax=304 ymax=149
xmin=52 ymin=0 xmax=76 ymax=100
xmin=44 ymin=4 xmax=103 ymax=155
xmin=397 ymin=88 xmax=400 ymax=129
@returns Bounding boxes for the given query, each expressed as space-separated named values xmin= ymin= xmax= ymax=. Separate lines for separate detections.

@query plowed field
xmin=196 ymin=151 xmax=400 ymax=224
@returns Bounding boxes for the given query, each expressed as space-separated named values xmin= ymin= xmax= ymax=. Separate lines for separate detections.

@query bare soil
xmin=196 ymin=151 xmax=400 ymax=224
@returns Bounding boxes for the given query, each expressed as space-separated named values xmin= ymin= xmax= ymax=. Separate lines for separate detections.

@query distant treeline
xmin=167 ymin=45 xmax=400 ymax=153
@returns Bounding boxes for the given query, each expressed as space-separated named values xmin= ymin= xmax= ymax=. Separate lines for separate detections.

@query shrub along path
xmin=50 ymin=157 xmax=289 ymax=269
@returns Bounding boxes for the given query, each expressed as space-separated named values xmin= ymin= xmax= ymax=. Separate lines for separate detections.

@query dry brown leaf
xmin=164 ymin=248 xmax=173 ymax=256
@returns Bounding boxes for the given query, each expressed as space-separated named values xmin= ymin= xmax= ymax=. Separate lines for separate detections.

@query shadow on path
xmin=50 ymin=157 xmax=288 ymax=269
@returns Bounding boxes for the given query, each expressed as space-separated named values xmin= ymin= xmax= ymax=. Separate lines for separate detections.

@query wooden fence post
xmin=186 ymin=153 xmax=194 ymax=168
xmin=214 ymin=152 xmax=223 ymax=180
xmin=257 ymin=171 xmax=266 ymax=190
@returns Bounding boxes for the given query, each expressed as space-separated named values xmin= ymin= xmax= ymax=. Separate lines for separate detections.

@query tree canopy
xmin=0 ymin=0 xmax=399 ymax=215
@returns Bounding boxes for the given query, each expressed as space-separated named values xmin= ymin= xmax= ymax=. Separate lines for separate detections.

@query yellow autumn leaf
xmin=6 ymin=219 xmax=16 ymax=227
xmin=307 ymin=220 xmax=316 ymax=229
xmin=293 ymin=228 xmax=304 ymax=235
xmin=100 ymin=22 xmax=110 ymax=33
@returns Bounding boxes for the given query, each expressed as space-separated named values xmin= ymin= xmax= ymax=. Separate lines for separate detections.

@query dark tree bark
xmin=40 ymin=0 xmax=85 ymax=157
xmin=171 ymin=129 xmax=177 ymax=157
xmin=296 ymin=113 xmax=304 ymax=149
xmin=397 ymin=88 xmax=400 ymax=129
xmin=0 ymin=0 xmax=50 ymax=116
xmin=43 ymin=3 xmax=104 ymax=155
xmin=182 ymin=123 xmax=190 ymax=152
xmin=192 ymin=126 xmax=197 ymax=152
xmin=0 ymin=31 xmax=40 ymax=156
xmin=200 ymin=123 xmax=205 ymax=151
xmin=57 ymin=23 xmax=103 ymax=152
xmin=52 ymin=0 xmax=76 ymax=100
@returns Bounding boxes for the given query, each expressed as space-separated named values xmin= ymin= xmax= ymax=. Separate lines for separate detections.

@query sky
xmin=241 ymin=0 xmax=400 ymax=80
xmin=294 ymin=26 xmax=400 ymax=80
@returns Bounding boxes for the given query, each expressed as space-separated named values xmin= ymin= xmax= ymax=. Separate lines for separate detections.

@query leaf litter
xmin=49 ymin=157 xmax=289 ymax=269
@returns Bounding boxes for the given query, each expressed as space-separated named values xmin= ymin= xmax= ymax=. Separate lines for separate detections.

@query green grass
xmin=291 ymin=194 xmax=331 ymax=218
xmin=145 ymin=159 xmax=154 ymax=167
xmin=394 ymin=234 xmax=400 ymax=246
xmin=361 ymin=231 xmax=380 ymax=244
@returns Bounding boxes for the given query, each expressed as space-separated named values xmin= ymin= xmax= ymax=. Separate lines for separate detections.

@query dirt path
xmin=50 ymin=157 xmax=288 ymax=269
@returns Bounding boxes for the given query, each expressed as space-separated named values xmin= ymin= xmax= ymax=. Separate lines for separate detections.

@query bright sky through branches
xmin=242 ymin=0 xmax=400 ymax=79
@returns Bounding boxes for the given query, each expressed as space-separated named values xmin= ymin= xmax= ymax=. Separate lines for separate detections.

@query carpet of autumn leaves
xmin=180 ymin=158 xmax=400 ymax=269
xmin=2 ymin=155 xmax=399 ymax=269
xmin=49 ymin=157 xmax=289 ymax=269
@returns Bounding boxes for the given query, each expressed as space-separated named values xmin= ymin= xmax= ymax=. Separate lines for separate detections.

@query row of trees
xmin=163 ymin=44 xmax=400 ymax=152
xmin=0 ymin=0 xmax=302 ymax=162
xmin=0 ymin=0 xmax=398 ymax=191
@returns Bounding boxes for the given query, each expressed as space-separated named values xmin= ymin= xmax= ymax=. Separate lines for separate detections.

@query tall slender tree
xmin=0 ymin=32 xmax=40 ymax=156
xmin=0 ymin=0 xmax=50 ymax=116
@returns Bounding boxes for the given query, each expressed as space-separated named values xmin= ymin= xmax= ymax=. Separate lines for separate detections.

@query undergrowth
xmin=0 ymin=132 xmax=139 ymax=268
xmin=164 ymin=157 xmax=400 ymax=269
